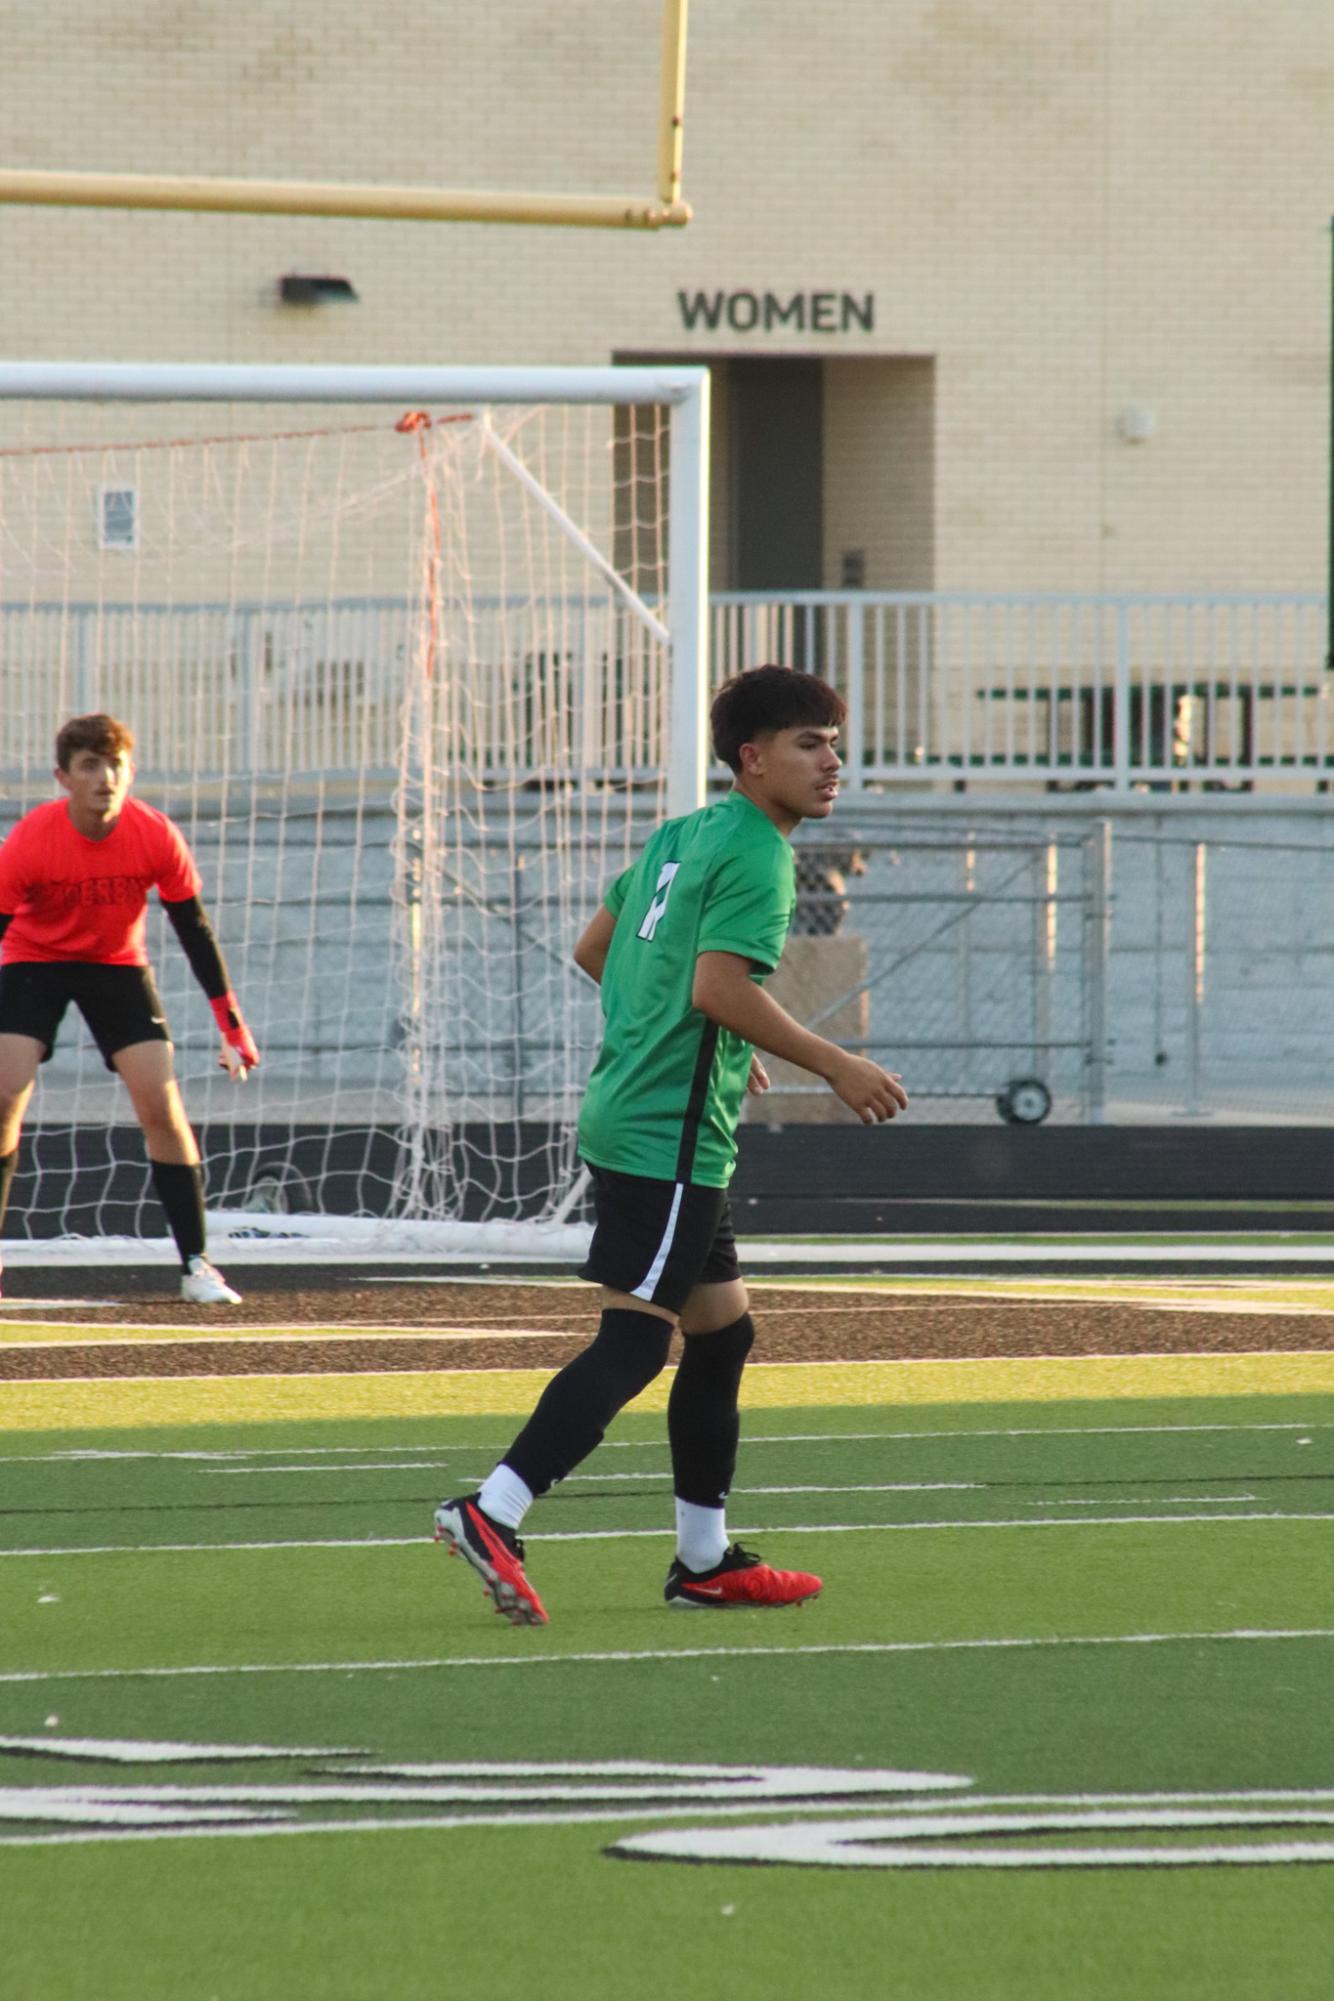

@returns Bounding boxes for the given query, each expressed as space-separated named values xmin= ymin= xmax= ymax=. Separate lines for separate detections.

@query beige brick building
xmin=1 ymin=0 xmax=1332 ymax=596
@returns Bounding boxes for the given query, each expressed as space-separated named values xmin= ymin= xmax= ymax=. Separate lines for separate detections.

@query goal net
xmin=0 ymin=364 xmax=708 ymax=1256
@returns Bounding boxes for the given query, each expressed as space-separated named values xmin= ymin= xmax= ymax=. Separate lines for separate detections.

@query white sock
xmin=675 ymin=1498 xmax=728 ymax=1573
xmin=477 ymin=1464 xmax=534 ymax=1532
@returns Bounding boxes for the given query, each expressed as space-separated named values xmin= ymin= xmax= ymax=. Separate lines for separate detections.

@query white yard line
xmin=0 ymin=1419 xmax=1327 ymax=1466
xmin=1140 ymin=1302 xmax=1330 ymax=1315
xmin=0 ymin=1625 xmax=1330 ymax=1688
xmin=358 ymin=1275 xmax=587 ymax=1287
xmin=6 ymin=1306 xmax=1332 ymax=1345
xmin=199 ymin=1461 xmax=519 ymax=1475
xmin=4 ymin=1237 xmax=1334 ymax=1269
xmin=0 ymin=1301 xmax=113 ymax=1312
xmin=1017 ymin=1494 xmax=1258 ymax=1507
xmin=0 ymin=1325 xmax=580 ymax=1344
xmin=198 ymin=1466 xmax=983 ymax=1492
xmin=738 ymin=1244 xmax=1334 ymax=1265
xmin=1 ymin=1509 xmax=1330 ymax=1562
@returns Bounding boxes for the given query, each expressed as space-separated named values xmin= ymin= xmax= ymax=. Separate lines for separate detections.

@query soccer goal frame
xmin=0 ymin=360 xmax=710 ymax=1260
xmin=0 ymin=360 xmax=711 ymax=819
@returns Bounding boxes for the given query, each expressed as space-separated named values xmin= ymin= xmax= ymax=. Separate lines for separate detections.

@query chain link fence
xmin=1101 ymin=824 xmax=1334 ymax=1123
xmin=753 ymin=828 xmax=1103 ymax=1125
xmin=13 ymin=798 xmax=1334 ymax=1142
xmin=772 ymin=814 xmax=1334 ymax=1126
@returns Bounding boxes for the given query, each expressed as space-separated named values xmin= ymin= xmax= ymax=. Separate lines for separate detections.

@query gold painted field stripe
xmin=752 ymin=1278 xmax=1334 ymax=1309
xmin=0 ymin=1324 xmax=579 ymax=1347
xmin=7 ymin=1287 xmax=1334 ymax=1350
xmin=1 ymin=1350 xmax=1332 ymax=1432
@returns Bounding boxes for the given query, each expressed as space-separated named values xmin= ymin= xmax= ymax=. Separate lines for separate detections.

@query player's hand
xmin=746 ymin=1054 xmax=771 ymax=1096
xmin=826 ymin=1053 xmax=908 ymax=1124
xmin=210 ymin=994 xmax=260 ymax=1082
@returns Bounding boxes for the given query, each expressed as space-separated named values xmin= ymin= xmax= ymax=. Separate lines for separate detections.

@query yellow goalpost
xmin=0 ymin=0 xmax=691 ymax=232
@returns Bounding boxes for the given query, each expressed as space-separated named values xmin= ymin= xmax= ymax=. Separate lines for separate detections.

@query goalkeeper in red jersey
xmin=0 ymin=714 xmax=259 ymax=1304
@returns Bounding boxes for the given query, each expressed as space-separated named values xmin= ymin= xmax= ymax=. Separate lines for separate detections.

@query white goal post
xmin=0 ymin=361 xmax=710 ymax=1258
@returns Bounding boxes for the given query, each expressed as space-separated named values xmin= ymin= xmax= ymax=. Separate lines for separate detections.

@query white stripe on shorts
xmin=631 ymin=1180 xmax=686 ymax=1301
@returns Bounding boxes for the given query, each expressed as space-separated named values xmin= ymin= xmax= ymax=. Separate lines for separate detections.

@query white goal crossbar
xmin=0 ymin=361 xmax=711 ymax=818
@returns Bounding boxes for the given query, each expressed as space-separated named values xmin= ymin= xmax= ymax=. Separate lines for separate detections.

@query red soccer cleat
xmin=434 ymin=1493 xmax=549 ymax=1627
xmin=664 ymin=1543 xmax=822 ymax=1610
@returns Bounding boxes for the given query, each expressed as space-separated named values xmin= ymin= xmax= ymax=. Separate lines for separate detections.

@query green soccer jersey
xmin=577 ymin=789 xmax=796 ymax=1186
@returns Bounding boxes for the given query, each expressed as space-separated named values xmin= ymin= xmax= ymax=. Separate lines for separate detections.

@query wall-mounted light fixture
xmin=279 ymin=274 xmax=359 ymax=306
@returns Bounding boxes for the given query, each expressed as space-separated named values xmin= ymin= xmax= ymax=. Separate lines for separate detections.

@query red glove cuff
xmin=211 ymin=993 xmax=260 ymax=1067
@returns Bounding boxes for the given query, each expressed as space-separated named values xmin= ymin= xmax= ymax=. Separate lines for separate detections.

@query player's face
xmin=57 ymin=748 xmax=135 ymax=828
xmin=739 ymin=725 xmax=842 ymax=828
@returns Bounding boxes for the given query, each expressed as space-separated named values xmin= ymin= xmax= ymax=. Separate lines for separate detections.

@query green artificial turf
xmin=2 ymin=1393 xmax=1332 ymax=2000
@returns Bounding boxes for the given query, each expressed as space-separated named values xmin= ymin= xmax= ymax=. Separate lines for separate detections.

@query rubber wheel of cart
xmin=995 ymin=1077 xmax=1053 ymax=1125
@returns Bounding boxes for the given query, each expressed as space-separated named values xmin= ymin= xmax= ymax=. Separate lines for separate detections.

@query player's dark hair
xmin=55 ymin=713 xmax=135 ymax=771
xmin=710 ymin=665 xmax=846 ymax=774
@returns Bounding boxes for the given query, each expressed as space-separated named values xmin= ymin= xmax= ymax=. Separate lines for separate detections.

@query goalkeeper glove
xmin=211 ymin=994 xmax=260 ymax=1079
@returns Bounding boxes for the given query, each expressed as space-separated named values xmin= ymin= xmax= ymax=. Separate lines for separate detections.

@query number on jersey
xmin=637 ymin=862 xmax=681 ymax=942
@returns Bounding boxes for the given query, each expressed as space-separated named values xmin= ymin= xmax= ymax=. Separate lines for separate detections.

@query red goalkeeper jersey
xmin=0 ymin=797 xmax=202 ymax=966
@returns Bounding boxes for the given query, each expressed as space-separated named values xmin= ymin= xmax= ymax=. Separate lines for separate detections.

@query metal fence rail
xmin=712 ymin=591 xmax=1331 ymax=789
xmin=0 ymin=595 xmax=663 ymax=783
xmin=10 ymin=805 xmax=1334 ymax=1139
xmin=3 ymin=589 xmax=1329 ymax=790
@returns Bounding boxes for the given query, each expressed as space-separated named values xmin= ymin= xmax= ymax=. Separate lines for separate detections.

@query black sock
xmin=503 ymin=1307 xmax=673 ymax=1499
xmin=668 ymin=1313 xmax=755 ymax=1507
xmin=150 ymin=1159 xmax=207 ymax=1268
xmin=0 ymin=1149 xmax=17 ymax=1235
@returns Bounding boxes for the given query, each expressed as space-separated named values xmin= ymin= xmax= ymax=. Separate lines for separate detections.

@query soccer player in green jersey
xmin=436 ymin=665 xmax=908 ymax=1624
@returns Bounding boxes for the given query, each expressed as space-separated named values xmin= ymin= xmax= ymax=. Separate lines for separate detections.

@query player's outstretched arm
xmin=162 ymin=896 xmax=260 ymax=1080
xmin=692 ymin=950 xmax=907 ymax=1125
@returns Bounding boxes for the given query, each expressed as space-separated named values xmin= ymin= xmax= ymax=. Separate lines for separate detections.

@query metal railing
xmin=3 ymin=589 xmax=1329 ymax=790
xmin=712 ymin=591 xmax=1331 ymax=790
xmin=0 ymin=595 xmax=664 ymax=784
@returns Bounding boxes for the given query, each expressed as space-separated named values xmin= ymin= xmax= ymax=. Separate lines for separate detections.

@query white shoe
xmin=180 ymin=1255 xmax=242 ymax=1305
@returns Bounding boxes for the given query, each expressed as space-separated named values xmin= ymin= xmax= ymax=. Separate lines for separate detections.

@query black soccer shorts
xmin=577 ymin=1162 xmax=742 ymax=1313
xmin=0 ymin=962 xmax=173 ymax=1070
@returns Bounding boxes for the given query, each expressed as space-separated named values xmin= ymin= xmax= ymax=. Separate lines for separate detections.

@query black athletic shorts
xmin=577 ymin=1162 xmax=741 ymax=1313
xmin=0 ymin=962 xmax=173 ymax=1070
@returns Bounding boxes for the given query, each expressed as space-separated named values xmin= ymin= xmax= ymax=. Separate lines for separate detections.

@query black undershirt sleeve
xmin=162 ymin=895 xmax=231 ymax=1002
xmin=0 ymin=912 xmax=10 ymax=947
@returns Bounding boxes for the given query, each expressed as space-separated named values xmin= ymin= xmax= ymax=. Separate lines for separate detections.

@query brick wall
xmin=2 ymin=0 xmax=1330 ymax=594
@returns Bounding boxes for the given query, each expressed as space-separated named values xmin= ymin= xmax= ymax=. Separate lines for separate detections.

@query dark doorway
xmin=730 ymin=358 xmax=824 ymax=591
